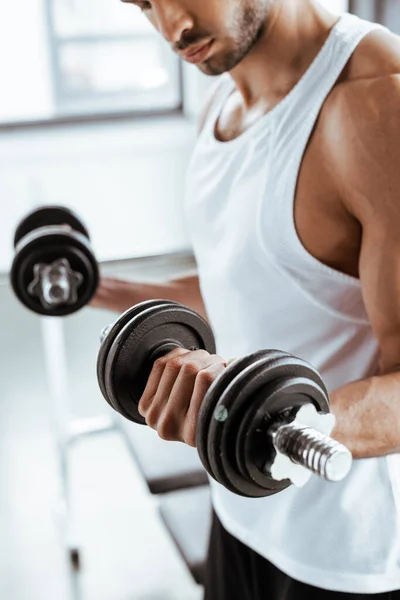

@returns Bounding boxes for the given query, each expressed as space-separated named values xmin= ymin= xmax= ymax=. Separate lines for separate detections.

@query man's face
xmin=126 ymin=0 xmax=272 ymax=75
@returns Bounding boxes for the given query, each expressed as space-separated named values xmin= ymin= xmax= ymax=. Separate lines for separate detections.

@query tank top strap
xmin=266 ymin=13 xmax=387 ymax=323
xmin=274 ymin=13 xmax=387 ymax=141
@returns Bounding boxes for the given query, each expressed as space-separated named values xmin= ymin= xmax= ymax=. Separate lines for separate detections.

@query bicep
xmin=359 ymin=210 xmax=400 ymax=374
xmin=328 ymin=77 xmax=400 ymax=373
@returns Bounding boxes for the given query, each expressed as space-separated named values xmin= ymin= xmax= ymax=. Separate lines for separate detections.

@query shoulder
xmin=345 ymin=26 xmax=400 ymax=80
xmin=318 ymin=27 xmax=400 ymax=223
xmin=323 ymin=24 xmax=400 ymax=124
xmin=322 ymin=24 xmax=400 ymax=137
xmin=324 ymin=74 xmax=400 ymax=153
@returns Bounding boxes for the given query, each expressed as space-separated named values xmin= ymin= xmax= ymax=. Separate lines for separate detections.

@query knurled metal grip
xmin=270 ymin=404 xmax=352 ymax=486
xmin=273 ymin=423 xmax=352 ymax=481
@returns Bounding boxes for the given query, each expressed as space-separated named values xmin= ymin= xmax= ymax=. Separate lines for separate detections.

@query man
xmin=92 ymin=1 xmax=400 ymax=597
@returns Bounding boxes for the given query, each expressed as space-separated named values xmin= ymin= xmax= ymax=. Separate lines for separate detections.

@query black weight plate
xmin=207 ymin=351 xmax=291 ymax=496
xmin=208 ymin=352 xmax=329 ymax=497
xmin=205 ymin=350 xmax=291 ymax=494
xmin=104 ymin=303 xmax=216 ymax=424
xmin=14 ymin=205 xmax=90 ymax=248
xmin=10 ymin=229 xmax=98 ymax=316
xmin=234 ymin=381 xmax=295 ymax=496
xmin=235 ymin=382 xmax=293 ymax=493
xmin=236 ymin=358 xmax=328 ymax=487
xmin=196 ymin=351 xmax=274 ymax=482
xmin=234 ymin=353 xmax=298 ymax=485
xmin=223 ymin=354 xmax=329 ymax=497
xmin=243 ymin=376 xmax=329 ymax=492
xmin=97 ymin=300 xmax=177 ymax=408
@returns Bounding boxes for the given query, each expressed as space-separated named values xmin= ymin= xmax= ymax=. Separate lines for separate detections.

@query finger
xmin=183 ymin=361 xmax=227 ymax=446
xmin=144 ymin=349 xmax=215 ymax=428
xmin=138 ymin=347 xmax=191 ymax=417
xmin=166 ymin=351 xmax=225 ymax=417
xmin=157 ymin=353 xmax=224 ymax=441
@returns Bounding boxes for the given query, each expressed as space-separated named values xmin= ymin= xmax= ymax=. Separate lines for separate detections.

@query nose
xmin=153 ymin=0 xmax=193 ymax=44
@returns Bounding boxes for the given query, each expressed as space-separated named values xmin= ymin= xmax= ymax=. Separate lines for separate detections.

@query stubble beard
xmin=199 ymin=1 xmax=271 ymax=76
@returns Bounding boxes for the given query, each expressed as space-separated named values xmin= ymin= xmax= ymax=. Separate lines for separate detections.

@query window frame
xmin=0 ymin=0 xmax=184 ymax=131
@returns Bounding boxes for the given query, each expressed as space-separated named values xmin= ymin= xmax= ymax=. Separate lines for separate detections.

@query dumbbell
xmin=10 ymin=205 xmax=99 ymax=316
xmin=97 ymin=301 xmax=352 ymax=498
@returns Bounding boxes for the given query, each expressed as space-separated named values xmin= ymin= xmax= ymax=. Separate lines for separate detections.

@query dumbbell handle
xmin=272 ymin=421 xmax=352 ymax=482
xmin=28 ymin=258 xmax=83 ymax=309
xmin=41 ymin=261 xmax=72 ymax=306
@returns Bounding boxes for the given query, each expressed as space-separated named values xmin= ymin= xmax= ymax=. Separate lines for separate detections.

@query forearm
xmin=92 ymin=274 xmax=209 ymax=320
xmin=133 ymin=275 xmax=208 ymax=319
xmin=330 ymin=372 xmax=400 ymax=459
xmin=169 ymin=275 xmax=208 ymax=320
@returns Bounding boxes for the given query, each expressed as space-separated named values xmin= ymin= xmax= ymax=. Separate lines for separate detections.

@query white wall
xmin=0 ymin=0 xmax=53 ymax=122
xmin=0 ymin=117 xmax=197 ymax=273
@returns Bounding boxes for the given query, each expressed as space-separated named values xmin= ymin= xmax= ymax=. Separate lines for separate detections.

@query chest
xmin=215 ymin=99 xmax=362 ymax=279
xmin=186 ymin=131 xmax=371 ymax=356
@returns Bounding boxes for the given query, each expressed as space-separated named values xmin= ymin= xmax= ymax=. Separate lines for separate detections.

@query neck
xmin=230 ymin=0 xmax=340 ymax=108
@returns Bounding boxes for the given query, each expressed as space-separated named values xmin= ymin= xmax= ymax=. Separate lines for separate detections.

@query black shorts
xmin=204 ymin=511 xmax=400 ymax=600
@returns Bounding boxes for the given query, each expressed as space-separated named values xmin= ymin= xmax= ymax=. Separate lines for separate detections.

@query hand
xmin=138 ymin=348 xmax=228 ymax=447
xmin=90 ymin=277 xmax=138 ymax=313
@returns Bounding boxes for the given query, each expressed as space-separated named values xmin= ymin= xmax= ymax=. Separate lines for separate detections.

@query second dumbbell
xmin=10 ymin=205 xmax=99 ymax=316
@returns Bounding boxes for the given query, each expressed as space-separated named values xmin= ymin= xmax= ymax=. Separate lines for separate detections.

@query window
xmin=48 ymin=0 xmax=181 ymax=116
xmin=350 ymin=0 xmax=400 ymax=32
xmin=0 ymin=0 xmax=181 ymax=126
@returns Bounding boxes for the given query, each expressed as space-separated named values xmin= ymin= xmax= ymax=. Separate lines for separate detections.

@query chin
xmin=198 ymin=63 xmax=222 ymax=76
xmin=198 ymin=56 xmax=230 ymax=77
xmin=200 ymin=48 xmax=247 ymax=76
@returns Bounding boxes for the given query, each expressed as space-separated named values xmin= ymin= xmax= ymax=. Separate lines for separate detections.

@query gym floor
xmin=0 ymin=253 xmax=203 ymax=600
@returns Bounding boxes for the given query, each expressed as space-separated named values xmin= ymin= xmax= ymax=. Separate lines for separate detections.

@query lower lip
xmin=185 ymin=40 xmax=214 ymax=64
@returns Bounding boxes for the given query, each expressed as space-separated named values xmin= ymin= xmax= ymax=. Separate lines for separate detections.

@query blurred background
xmin=0 ymin=1 xmax=396 ymax=599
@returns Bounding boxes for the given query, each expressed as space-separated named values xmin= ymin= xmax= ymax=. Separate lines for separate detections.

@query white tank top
xmin=184 ymin=13 xmax=400 ymax=594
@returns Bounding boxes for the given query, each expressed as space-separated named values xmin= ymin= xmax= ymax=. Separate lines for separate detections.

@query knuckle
xmin=194 ymin=349 xmax=211 ymax=359
xmin=157 ymin=420 xmax=177 ymax=442
xmin=182 ymin=361 xmax=200 ymax=376
xmin=145 ymin=408 xmax=159 ymax=429
xmin=166 ymin=357 xmax=184 ymax=371
xmin=153 ymin=356 xmax=167 ymax=370
xmin=196 ymin=369 xmax=216 ymax=386
xmin=138 ymin=395 xmax=151 ymax=415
